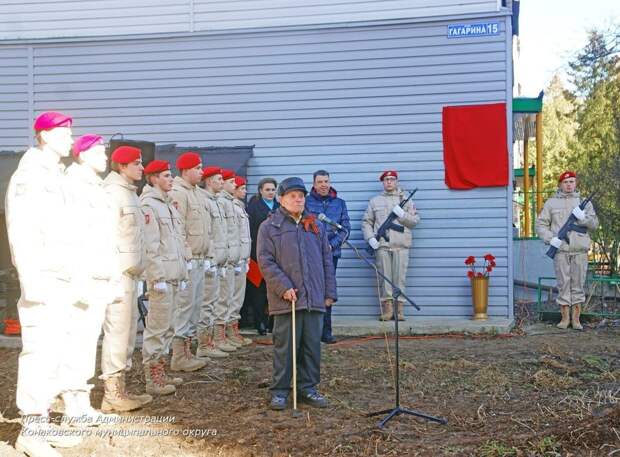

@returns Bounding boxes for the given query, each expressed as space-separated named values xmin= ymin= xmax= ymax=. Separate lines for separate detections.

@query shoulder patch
xmin=145 ymin=214 xmax=150 ymax=225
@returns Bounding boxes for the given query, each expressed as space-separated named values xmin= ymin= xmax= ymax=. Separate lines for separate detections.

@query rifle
xmin=546 ymin=191 xmax=596 ymax=259
xmin=367 ymin=188 xmax=418 ymax=254
xmin=137 ymin=289 xmax=148 ymax=327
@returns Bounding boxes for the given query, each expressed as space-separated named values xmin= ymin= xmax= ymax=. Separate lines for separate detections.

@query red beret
xmin=110 ymin=146 xmax=142 ymax=164
xmin=33 ymin=111 xmax=73 ymax=131
xmin=558 ymin=170 xmax=576 ymax=183
xmin=176 ymin=152 xmax=202 ymax=170
xmin=221 ymin=169 xmax=235 ymax=181
xmin=234 ymin=176 xmax=246 ymax=187
xmin=72 ymin=134 xmax=104 ymax=157
xmin=380 ymin=170 xmax=398 ymax=181
xmin=202 ymin=166 xmax=222 ymax=179
xmin=144 ymin=160 xmax=170 ymax=175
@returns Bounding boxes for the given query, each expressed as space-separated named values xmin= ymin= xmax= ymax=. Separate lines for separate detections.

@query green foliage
xmin=581 ymin=355 xmax=610 ymax=371
xmin=541 ymin=75 xmax=578 ymax=189
xmin=568 ymin=28 xmax=619 ymax=97
xmin=531 ymin=435 xmax=561 ymax=456
xmin=478 ymin=440 xmax=518 ymax=457
xmin=573 ymin=73 xmax=620 ymax=275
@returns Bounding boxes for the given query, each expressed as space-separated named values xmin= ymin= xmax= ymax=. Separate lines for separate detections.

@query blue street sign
xmin=448 ymin=22 xmax=500 ymax=38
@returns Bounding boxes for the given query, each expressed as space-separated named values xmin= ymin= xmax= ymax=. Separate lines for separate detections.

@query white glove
xmin=153 ymin=281 xmax=168 ymax=292
xmin=550 ymin=237 xmax=562 ymax=249
xmin=186 ymin=261 xmax=193 ymax=271
xmin=368 ymin=237 xmax=380 ymax=250
xmin=234 ymin=266 xmax=242 ymax=274
xmin=219 ymin=267 xmax=227 ymax=278
xmin=179 ymin=280 xmax=188 ymax=291
xmin=572 ymin=206 xmax=586 ymax=221
xmin=204 ymin=259 xmax=212 ymax=272
xmin=392 ymin=205 xmax=405 ymax=218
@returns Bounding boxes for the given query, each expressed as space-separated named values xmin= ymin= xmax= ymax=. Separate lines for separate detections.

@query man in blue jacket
xmin=257 ymin=177 xmax=337 ymax=411
xmin=305 ymin=170 xmax=350 ymax=344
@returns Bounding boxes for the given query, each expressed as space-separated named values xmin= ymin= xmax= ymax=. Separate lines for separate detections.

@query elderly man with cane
xmin=257 ymin=177 xmax=337 ymax=411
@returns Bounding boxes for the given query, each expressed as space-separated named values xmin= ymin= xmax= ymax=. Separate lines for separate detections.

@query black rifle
xmin=546 ymin=191 xmax=596 ymax=259
xmin=137 ymin=289 xmax=148 ymax=327
xmin=367 ymin=188 xmax=418 ymax=254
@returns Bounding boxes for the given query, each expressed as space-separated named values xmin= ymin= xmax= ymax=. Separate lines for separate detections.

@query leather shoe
xmin=321 ymin=335 xmax=337 ymax=344
xmin=298 ymin=390 xmax=328 ymax=408
xmin=270 ymin=395 xmax=287 ymax=411
xmin=257 ymin=322 xmax=267 ymax=336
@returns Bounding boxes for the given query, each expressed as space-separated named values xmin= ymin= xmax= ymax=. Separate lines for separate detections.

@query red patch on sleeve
xmin=145 ymin=214 xmax=150 ymax=224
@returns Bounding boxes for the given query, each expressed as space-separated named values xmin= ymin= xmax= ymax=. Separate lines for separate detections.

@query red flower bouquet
xmin=464 ymin=253 xmax=496 ymax=279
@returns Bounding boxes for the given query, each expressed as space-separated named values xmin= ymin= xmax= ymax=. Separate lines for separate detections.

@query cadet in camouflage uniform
xmin=140 ymin=160 xmax=190 ymax=395
xmin=536 ymin=171 xmax=598 ymax=330
xmin=361 ymin=170 xmax=420 ymax=321
xmin=197 ymin=167 xmax=237 ymax=355
xmin=168 ymin=152 xmax=210 ymax=371
xmin=228 ymin=176 xmax=252 ymax=347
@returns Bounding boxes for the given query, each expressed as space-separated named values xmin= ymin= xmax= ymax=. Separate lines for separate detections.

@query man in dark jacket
xmin=305 ymin=170 xmax=350 ymax=344
xmin=257 ymin=177 xmax=337 ymax=411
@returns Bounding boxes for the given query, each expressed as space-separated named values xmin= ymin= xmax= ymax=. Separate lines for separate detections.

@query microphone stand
xmin=332 ymin=225 xmax=447 ymax=428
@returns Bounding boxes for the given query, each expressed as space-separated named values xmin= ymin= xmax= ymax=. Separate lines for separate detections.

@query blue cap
xmin=278 ymin=177 xmax=307 ymax=196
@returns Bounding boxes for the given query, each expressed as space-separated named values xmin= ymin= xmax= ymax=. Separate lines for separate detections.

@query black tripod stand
xmin=344 ymin=239 xmax=448 ymax=429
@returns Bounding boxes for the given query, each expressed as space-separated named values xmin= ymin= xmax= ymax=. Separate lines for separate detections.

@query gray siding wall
xmin=0 ymin=0 xmax=501 ymax=40
xmin=194 ymin=0 xmax=500 ymax=31
xmin=0 ymin=47 xmax=30 ymax=151
xmin=0 ymin=14 xmax=513 ymax=318
xmin=0 ymin=1 xmax=190 ymax=39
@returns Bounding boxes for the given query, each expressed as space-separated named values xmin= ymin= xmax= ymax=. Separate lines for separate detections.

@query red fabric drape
xmin=442 ymin=103 xmax=509 ymax=189
xmin=247 ymin=258 xmax=263 ymax=287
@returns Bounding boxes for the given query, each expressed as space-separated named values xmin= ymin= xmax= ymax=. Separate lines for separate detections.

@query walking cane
xmin=291 ymin=298 xmax=302 ymax=418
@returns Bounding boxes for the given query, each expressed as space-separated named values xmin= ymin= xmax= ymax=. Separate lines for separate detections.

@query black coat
xmin=247 ymin=194 xmax=280 ymax=261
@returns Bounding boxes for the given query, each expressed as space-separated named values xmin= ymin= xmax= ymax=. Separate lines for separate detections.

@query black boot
xmin=256 ymin=321 xmax=267 ymax=336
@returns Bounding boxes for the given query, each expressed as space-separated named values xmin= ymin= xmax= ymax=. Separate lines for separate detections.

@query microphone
xmin=318 ymin=213 xmax=346 ymax=231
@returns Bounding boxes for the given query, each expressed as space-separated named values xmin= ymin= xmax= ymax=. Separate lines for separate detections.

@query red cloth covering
xmin=247 ymin=258 xmax=263 ymax=287
xmin=442 ymin=103 xmax=509 ymax=189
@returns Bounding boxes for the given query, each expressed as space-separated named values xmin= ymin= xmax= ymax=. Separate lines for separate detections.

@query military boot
xmin=396 ymin=302 xmax=406 ymax=321
xmin=571 ymin=304 xmax=583 ymax=330
xmin=196 ymin=328 xmax=228 ymax=359
xmin=227 ymin=321 xmax=252 ymax=347
xmin=556 ymin=305 xmax=570 ymax=329
xmin=213 ymin=324 xmax=237 ymax=352
xmin=143 ymin=361 xmax=176 ymax=396
xmin=63 ymin=390 xmax=118 ymax=427
xmin=158 ymin=358 xmax=183 ymax=386
xmin=170 ymin=337 xmax=207 ymax=372
xmin=119 ymin=372 xmax=152 ymax=407
xmin=101 ymin=374 xmax=144 ymax=412
xmin=224 ymin=324 xmax=242 ymax=348
xmin=379 ymin=300 xmax=393 ymax=321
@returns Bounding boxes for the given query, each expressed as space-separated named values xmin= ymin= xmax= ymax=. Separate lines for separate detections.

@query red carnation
xmin=476 ymin=272 xmax=483 ymax=278
xmin=486 ymin=266 xmax=493 ymax=272
xmin=465 ymin=256 xmax=476 ymax=265
xmin=467 ymin=271 xmax=475 ymax=279
xmin=490 ymin=260 xmax=496 ymax=267
xmin=484 ymin=254 xmax=495 ymax=262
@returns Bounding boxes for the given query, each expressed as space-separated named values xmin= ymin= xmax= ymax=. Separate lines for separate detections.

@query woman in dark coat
xmin=242 ymin=177 xmax=279 ymax=334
